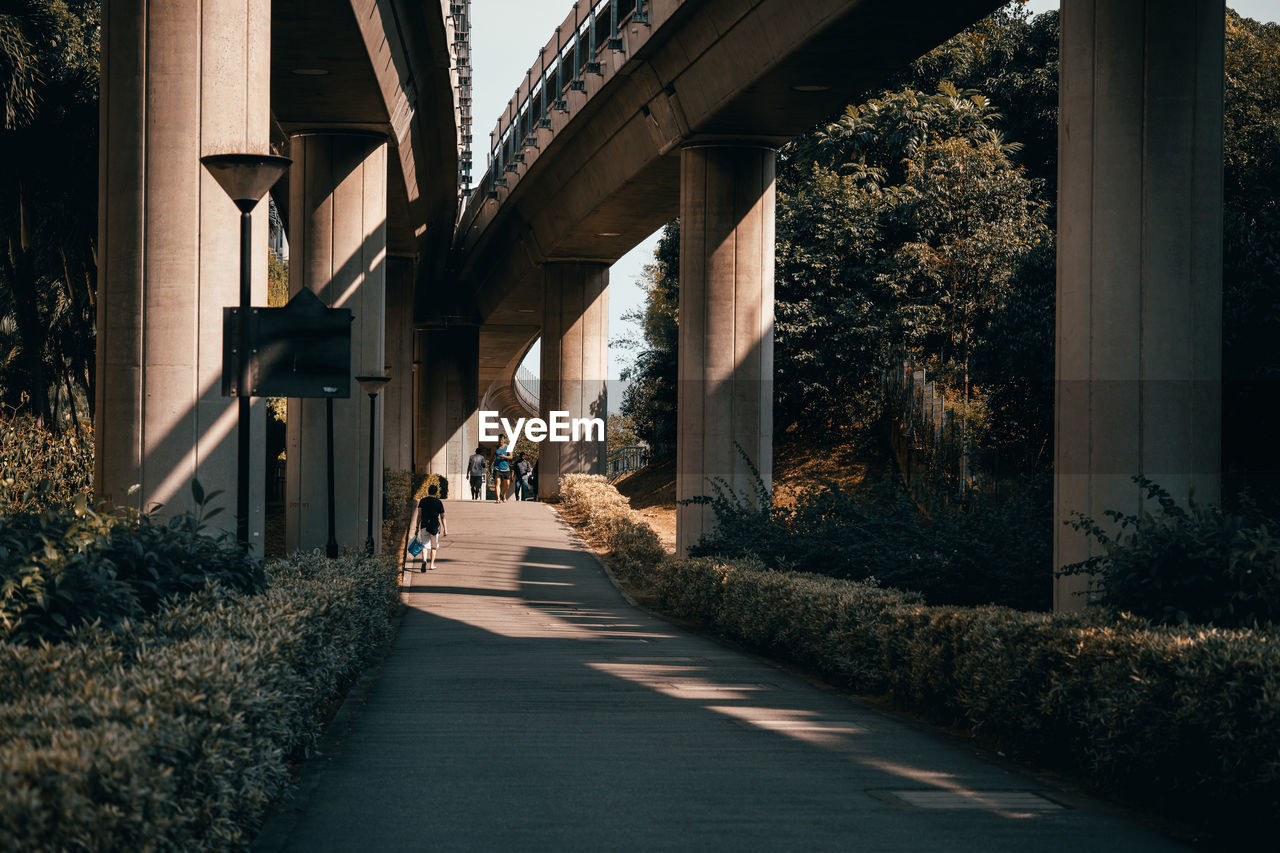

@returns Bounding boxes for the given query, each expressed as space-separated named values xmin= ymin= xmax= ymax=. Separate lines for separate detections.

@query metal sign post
xmin=222 ymin=287 xmax=353 ymax=557
xmin=202 ymin=153 xmax=292 ymax=548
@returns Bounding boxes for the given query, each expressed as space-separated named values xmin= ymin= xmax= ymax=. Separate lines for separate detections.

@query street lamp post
xmin=326 ymin=397 xmax=339 ymax=558
xmin=355 ymin=373 xmax=392 ymax=554
xmin=200 ymin=153 xmax=292 ymax=547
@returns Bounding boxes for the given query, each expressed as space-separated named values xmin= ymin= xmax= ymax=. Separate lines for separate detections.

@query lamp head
xmin=355 ymin=374 xmax=392 ymax=396
xmin=201 ymin=154 xmax=292 ymax=212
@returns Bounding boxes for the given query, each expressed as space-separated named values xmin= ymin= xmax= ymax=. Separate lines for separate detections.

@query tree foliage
xmin=891 ymin=3 xmax=1059 ymax=191
xmin=1221 ymin=10 xmax=1280 ymax=495
xmin=619 ymin=220 xmax=679 ymax=454
xmin=606 ymin=412 xmax=640 ymax=449
xmin=774 ymin=81 xmax=1052 ymax=447
xmin=0 ymin=0 xmax=100 ymax=431
xmin=1062 ymin=477 xmax=1280 ymax=628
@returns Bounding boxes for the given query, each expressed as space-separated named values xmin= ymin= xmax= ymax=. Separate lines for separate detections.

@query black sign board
xmin=223 ymin=288 xmax=353 ymax=398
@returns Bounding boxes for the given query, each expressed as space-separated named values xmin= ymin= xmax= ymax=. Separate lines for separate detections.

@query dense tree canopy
xmin=623 ymin=69 xmax=1055 ymax=470
xmin=775 ymin=82 xmax=1052 ymax=450
xmin=623 ymin=3 xmax=1280 ymax=496
xmin=619 ymin=220 xmax=680 ymax=455
xmin=0 ymin=0 xmax=100 ymax=430
xmin=1221 ymin=10 xmax=1280 ymax=491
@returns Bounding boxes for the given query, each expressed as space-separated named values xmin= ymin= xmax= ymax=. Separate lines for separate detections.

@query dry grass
xmin=611 ymin=437 xmax=890 ymax=550
xmin=771 ymin=435 xmax=891 ymax=508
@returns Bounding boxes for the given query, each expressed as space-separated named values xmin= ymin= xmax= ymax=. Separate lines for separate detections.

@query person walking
xmin=467 ymin=446 xmax=487 ymax=500
xmin=415 ymin=484 xmax=447 ymax=570
xmin=494 ymin=442 xmax=514 ymax=502
xmin=514 ymin=453 xmax=533 ymax=501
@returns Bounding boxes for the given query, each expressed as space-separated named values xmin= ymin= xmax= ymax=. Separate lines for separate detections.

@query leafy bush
xmin=383 ymin=469 xmax=426 ymax=554
xmin=1062 ymin=477 xmax=1280 ymax=628
xmin=645 ymin=554 xmax=1280 ymax=831
xmin=687 ymin=466 xmax=1051 ymax=610
xmin=0 ymin=482 xmax=265 ymax=645
xmin=383 ymin=468 xmax=415 ymax=516
xmin=554 ymin=476 xmax=1280 ymax=832
xmin=415 ymin=473 xmax=448 ymax=501
xmin=558 ymin=474 xmax=666 ymax=576
xmin=0 ymin=411 xmax=92 ymax=513
xmin=0 ymin=550 xmax=399 ymax=851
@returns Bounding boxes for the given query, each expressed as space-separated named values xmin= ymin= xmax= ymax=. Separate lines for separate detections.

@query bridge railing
xmin=447 ymin=1 xmax=474 ymax=197
xmin=479 ymin=0 xmax=650 ymax=202
xmin=607 ymin=445 xmax=650 ymax=480
xmin=514 ymin=365 xmax=540 ymax=414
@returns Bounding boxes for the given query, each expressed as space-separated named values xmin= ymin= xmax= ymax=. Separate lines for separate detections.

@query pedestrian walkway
xmin=254 ymin=501 xmax=1186 ymax=852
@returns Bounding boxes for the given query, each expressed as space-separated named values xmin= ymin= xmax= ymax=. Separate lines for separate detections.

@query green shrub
xmin=0 ymin=411 xmax=92 ymax=513
xmin=557 ymin=475 xmax=1280 ymax=834
xmin=558 ymin=474 xmax=666 ymax=576
xmin=1062 ymin=477 xmax=1280 ymax=627
xmin=0 ymin=482 xmax=265 ymax=645
xmin=383 ymin=469 xmax=424 ymax=548
xmin=0 ymin=550 xmax=399 ymax=851
xmin=383 ymin=468 xmax=413 ymax=517
xmin=418 ymin=473 xmax=448 ymax=500
xmin=687 ymin=467 xmax=1051 ymax=610
xmin=644 ymin=554 xmax=1280 ymax=829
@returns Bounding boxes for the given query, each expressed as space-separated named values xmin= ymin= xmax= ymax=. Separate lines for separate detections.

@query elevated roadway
xmin=96 ymin=0 xmax=1228 ymax=607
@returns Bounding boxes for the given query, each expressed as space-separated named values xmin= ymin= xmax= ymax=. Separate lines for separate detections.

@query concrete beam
xmin=1054 ymin=0 xmax=1224 ymax=609
xmin=270 ymin=0 xmax=458 ymax=279
xmin=384 ymin=256 xmax=417 ymax=473
xmin=96 ymin=0 xmax=271 ymax=553
xmin=676 ymin=145 xmax=775 ymax=555
xmin=286 ymin=132 xmax=389 ymax=552
xmin=455 ymin=0 xmax=1002 ymax=317
xmin=538 ymin=263 xmax=609 ymax=498
xmin=415 ymin=326 xmax=481 ymax=499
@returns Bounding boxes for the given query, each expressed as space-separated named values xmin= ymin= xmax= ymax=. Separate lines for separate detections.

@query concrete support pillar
xmin=415 ymin=327 xmax=480 ymax=498
xmin=286 ymin=133 xmax=388 ymax=552
xmin=539 ymin=263 xmax=609 ymax=498
xmin=96 ymin=0 xmax=271 ymax=552
xmin=1054 ymin=0 xmax=1224 ymax=609
xmin=383 ymin=256 xmax=416 ymax=473
xmin=676 ymin=146 xmax=775 ymax=555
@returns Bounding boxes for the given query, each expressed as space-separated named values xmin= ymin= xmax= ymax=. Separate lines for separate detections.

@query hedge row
xmin=0 ymin=551 xmax=400 ymax=851
xmin=561 ymin=475 xmax=1280 ymax=825
xmin=558 ymin=474 xmax=666 ymax=576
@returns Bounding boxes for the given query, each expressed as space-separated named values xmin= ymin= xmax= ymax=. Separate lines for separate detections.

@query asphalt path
xmin=253 ymin=500 xmax=1186 ymax=852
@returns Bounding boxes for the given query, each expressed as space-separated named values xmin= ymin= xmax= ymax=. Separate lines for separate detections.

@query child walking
xmin=415 ymin=484 xmax=447 ymax=570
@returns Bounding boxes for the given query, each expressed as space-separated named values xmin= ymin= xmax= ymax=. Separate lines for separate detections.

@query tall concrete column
xmin=676 ymin=146 xmax=775 ymax=555
xmin=415 ymin=327 xmax=480 ymax=497
xmin=539 ymin=263 xmax=609 ymax=498
xmin=1054 ymin=0 xmax=1224 ymax=609
xmin=96 ymin=0 xmax=271 ymax=552
xmin=286 ymin=133 xmax=388 ymax=552
xmin=383 ymin=256 xmax=416 ymax=473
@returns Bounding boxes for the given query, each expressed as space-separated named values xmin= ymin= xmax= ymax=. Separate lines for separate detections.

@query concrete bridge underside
xmin=96 ymin=0 xmax=1225 ymax=610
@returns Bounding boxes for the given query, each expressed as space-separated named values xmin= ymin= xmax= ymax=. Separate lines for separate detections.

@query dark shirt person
xmin=467 ymin=447 xmax=487 ymax=500
xmin=416 ymin=485 xmax=447 ymax=570
xmin=515 ymin=454 xmax=533 ymax=501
